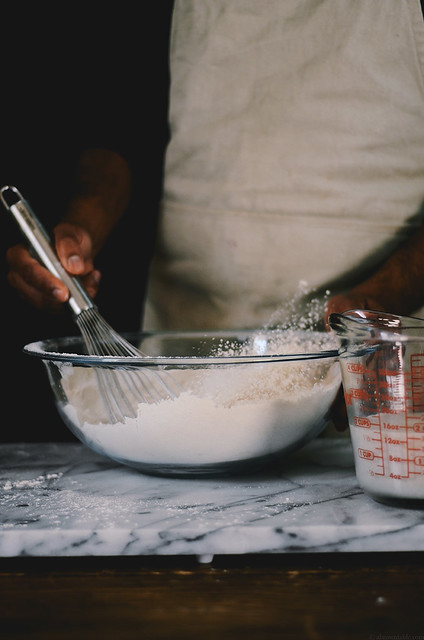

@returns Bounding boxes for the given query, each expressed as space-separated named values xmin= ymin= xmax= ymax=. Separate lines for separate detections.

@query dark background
xmin=1 ymin=5 xmax=173 ymax=441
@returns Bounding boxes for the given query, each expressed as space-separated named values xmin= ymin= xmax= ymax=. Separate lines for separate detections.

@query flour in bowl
xmin=59 ymin=330 xmax=341 ymax=470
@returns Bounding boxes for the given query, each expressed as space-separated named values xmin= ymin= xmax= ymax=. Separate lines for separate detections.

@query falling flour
xmin=60 ymin=330 xmax=341 ymax=468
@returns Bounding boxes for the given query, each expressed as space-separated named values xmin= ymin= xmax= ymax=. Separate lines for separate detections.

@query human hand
xmin=324 ymin=291 xmax=385 ymax=329
xmin=6 ymin=222 xmax=101 ymax=312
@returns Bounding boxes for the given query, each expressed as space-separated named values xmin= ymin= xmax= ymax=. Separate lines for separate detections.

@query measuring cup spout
xmin=329 ymin=309 xmax=424 ymax=343
xmin=328 ymin=312 xmax=353 ymax=338
xmin=329 ymin=310 xmax=385 ymax=343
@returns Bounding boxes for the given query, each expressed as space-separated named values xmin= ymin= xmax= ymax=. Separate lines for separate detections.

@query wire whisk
xmin=1 ymin=185 xmax=181 ymax=424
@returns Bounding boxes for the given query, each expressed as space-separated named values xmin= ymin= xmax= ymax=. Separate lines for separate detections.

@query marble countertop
xmin=0 ymin=438 xmax=423 ymax=559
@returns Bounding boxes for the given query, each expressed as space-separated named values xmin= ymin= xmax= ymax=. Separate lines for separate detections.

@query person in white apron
xmin=6 ymin=0 xmax=424 ymax=333
xmin=144 ymin=0 xmax=424 ymax=330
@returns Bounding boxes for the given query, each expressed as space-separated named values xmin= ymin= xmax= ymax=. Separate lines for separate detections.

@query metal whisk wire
xmin=76 ymin=308 xmax=182 ymax=422
xmin=1 ymin=185 xmax=181 ymax=424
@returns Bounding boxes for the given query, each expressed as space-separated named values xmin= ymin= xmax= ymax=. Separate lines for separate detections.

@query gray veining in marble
xmin=0 ymin=439 xmax=423 ymax=558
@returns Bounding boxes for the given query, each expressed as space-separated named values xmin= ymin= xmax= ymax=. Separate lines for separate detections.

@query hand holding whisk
xmin=1 ymin=185 xmax=181 ymax=424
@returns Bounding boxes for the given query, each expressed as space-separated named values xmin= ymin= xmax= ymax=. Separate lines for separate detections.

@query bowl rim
xmin=23 ymin=329 xmax=339 ymax=367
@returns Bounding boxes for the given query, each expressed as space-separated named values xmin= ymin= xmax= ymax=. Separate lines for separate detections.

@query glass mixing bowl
xmin=24 ymin=329 xmax=341 ymax=477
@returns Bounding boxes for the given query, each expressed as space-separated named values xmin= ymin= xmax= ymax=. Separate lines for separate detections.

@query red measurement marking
xmin=351 ymin=388 xmax=369 ymax=400
xmin=380 ymin=407 xmax=402 ymax=415
xmin=358 ymin=448 xmax=374 ymax=460
xmin=383 ymin=436 xmax=407 ymax=445
xmin=377 ymin=369 xmax=399 ymax=376
xmin=353 ymin=417 xmax=370 ymax=428
xmin=389 ymin=455 xmax=406 ymax=462
xmin=347 ymin=363 xmax=364 ymax=374
xmin=412 ymin=423 xmax=424 ymax=433
xmin=382 ymin=423 xmax=402 ymax=431
xmin=410 ymin=354 xmax=424 ymax=412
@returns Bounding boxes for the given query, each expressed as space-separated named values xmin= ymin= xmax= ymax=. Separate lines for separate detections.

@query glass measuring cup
xmin=329 ymin=309 xmax=424 ymax=508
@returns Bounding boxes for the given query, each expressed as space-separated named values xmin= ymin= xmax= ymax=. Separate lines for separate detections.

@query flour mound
xmin=59 ymin=330 xmax=340 ymax=468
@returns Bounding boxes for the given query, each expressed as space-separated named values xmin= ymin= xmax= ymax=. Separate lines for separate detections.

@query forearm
xmin=62 ymin=148 xmax=131 ymax=256
xmin=349 ymin=226 xmax=424 ymax=315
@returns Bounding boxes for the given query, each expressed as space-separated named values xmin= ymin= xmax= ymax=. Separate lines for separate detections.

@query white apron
xmin=143 ymin=0 xmax=424 ymax=330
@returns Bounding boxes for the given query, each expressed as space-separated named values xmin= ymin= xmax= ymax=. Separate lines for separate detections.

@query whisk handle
xmin=1 ymin=185 xmax=94 ymax=316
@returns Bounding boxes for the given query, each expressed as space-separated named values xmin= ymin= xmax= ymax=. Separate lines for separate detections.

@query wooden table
xmin=1 ymin=552 xmax=423 ymax=639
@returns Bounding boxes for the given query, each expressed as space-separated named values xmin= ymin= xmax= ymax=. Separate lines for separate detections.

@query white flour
xmin=60 ymin=330 xmax=341 ymax=468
